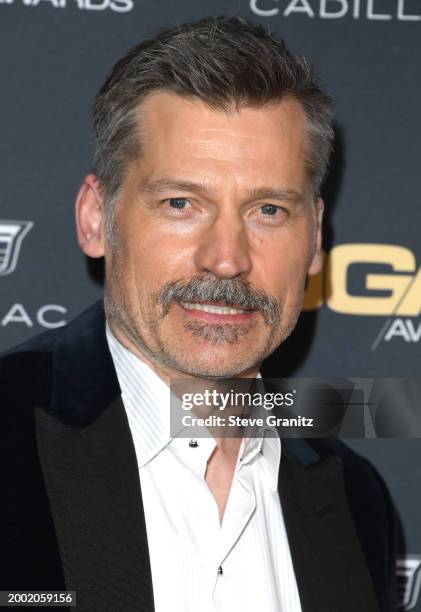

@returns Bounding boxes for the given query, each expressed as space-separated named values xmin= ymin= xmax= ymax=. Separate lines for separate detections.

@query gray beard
xmin=103 ymin=256 xmax=304 ymax=377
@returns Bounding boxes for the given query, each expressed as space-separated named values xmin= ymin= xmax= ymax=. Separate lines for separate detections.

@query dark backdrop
xmin=1 ymin=1 xmax=420 ymax=608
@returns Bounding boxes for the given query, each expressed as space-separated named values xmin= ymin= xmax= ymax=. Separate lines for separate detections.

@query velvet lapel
xmin=34 ymin=300 xmax=155 ymax=612
xmin=279 ymin=439 xmax=380 ymax=612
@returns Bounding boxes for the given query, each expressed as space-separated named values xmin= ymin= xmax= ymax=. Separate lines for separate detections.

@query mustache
xmin=156 ymin=275 xmax=280 ymax=327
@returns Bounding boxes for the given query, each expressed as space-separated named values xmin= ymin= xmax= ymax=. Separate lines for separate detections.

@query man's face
xmin=103 ymin=92 xmax=323 ymax=378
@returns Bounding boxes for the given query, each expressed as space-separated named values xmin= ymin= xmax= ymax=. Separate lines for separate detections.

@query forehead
xmin=132 ymin=91 xmax=308 ymax=190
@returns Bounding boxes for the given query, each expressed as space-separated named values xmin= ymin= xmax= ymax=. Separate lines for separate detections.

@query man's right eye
xmin=166 ymin=198 xmax=189 ymax=209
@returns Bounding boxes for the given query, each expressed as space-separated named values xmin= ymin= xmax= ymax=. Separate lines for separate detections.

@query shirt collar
xmin=105 ymin=321 xmax=173 ymax=467
xmin=239 ymin=418 xmax=281 ymax=492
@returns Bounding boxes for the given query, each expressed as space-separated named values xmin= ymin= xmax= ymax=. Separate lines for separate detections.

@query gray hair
xmin=93 ymin=15 xmax=335 ymax=242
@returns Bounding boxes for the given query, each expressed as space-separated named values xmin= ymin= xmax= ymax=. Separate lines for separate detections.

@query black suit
xmin=1 ymin=300 xmax=396 ymax=611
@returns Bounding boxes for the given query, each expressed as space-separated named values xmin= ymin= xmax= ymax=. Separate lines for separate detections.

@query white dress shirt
xmin=106 ymin=322 xmax=302 ymax=612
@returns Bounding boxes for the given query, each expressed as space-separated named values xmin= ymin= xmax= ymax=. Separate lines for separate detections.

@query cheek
xmin=124 ymin=225 xmax=196 ymax=293
xmin=254 ymin=232 xmax=313 ymax=297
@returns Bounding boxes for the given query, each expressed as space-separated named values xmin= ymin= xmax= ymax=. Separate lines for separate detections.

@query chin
xmin=169 ymin=345 xmax=262 ymax=379
xmin=176 ymin=363 xmax=252 ymax=379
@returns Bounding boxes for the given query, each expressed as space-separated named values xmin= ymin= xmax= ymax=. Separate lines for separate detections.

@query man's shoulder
xmin=1 ymin=326 xmax=60 ymax=360
xmin=0 ymin=300 xmax=104 ymax=410
xmin=310 ymin=436 xmax=375 ymax=467
xmin=310 ymin=437 xmax=392 ymax=505
xmin=0 ymin=328 xmax=59 ymax=410
xmin=0 ymin=299 xmax=104 ymax=362
xmin=311 ymin=438 xmax=396 ymax=556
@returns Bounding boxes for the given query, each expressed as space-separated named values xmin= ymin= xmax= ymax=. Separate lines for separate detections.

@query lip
xmin=176 ymin=301 xmax=257 ymax=324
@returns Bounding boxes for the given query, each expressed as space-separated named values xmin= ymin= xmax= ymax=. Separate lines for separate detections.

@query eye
xmin=167 ymin=198 xmax=189 ymax=209
xmin=260 ymin=204 xmax=281 ymax=216
xmin=255 ymin=203 xmax=289 ymax=226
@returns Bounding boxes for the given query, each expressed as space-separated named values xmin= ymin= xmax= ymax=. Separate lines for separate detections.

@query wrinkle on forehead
xmin=137 ymin=91 xmax=306 ymax=150
xmin=128 ymin=91 xmax=309 ymax=194
xmin=186 ymin=138 xmax=263 ymax=163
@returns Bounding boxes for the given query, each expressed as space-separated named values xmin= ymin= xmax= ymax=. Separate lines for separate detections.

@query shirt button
xmin=218 ymin=566 xmax=223 ymax=575
xmin=189 ymin=439 xmax=198 ymax=448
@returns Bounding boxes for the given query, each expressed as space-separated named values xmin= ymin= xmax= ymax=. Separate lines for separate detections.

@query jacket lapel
xmin=34 ymin=301 xmax=155 ymax=612
xmin=279 ymin=439 xmax=380 ymax=612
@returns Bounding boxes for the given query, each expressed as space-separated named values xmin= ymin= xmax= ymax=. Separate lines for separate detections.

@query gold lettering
xmin=326 ymin=244 xmax=416 ymax=315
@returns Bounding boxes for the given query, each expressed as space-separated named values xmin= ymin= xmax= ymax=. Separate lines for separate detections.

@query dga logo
xmin=302 ymin=244 xmax=421 ymax=347
xmin=397 ymin=555 xmax=421 ymax=610
xmin=0 ymin=220 xmax=33 ymax=277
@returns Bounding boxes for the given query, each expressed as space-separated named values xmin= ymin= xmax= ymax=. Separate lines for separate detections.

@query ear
xmin=75 ymin=174 xmax=106 ymax=258
xmin=308 ymin=197 xmax=324 ymax=276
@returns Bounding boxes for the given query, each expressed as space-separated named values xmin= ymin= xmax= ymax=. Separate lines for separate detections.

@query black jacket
xmin=0 ymin=299 xmax=396 ymax=611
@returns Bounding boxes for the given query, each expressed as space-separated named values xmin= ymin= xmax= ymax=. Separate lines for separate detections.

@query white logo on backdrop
xmin=0 ymin=220 xmax=68 ymax=331
xmin=397 ymin=556 xmax=421 ymax=610
xmin=250 ymin=0 xmax=421 ymax=21
xmin=0 ymin=304 xmax=67 ymax=329
xmin=0 ymin=220 xmax=33 ymax=277
xmin=0 ymin=0 xmax=132 ymax=12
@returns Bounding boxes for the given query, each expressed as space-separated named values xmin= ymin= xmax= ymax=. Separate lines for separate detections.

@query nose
xmin=193 ymin=209 xmax=253 ymax=279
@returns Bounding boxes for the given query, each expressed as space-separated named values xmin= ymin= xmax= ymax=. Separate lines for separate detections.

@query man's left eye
xmin=260 ymin=204 xmax=281 ymax=216
xmin=167 ymin=198 xmax=189 ymax=209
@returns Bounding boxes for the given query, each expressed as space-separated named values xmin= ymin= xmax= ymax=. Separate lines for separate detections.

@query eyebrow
xmin=247 ymin=186 xmax=304 ymax=204
xmin=142 ymin=177 xmax=304 ymax=203
xmin=143 ymin=178 xmax=213 ymax=195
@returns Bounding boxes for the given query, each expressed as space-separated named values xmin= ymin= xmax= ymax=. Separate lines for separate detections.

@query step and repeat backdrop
xmin=1 ymin=0 xmax=420 ymax=608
